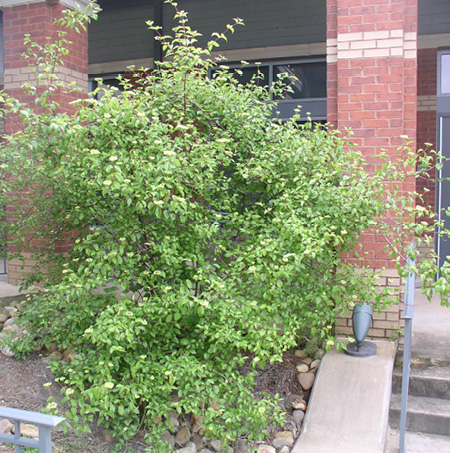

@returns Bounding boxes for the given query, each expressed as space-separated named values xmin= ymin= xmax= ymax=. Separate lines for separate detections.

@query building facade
xmin=1 ymin=0 xmax=449 ymax=339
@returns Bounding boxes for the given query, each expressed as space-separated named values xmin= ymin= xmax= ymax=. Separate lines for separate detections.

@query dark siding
xmin=164 ymin=0 xmax=326 ymax=50
xmin=419 ymin=0 xmax=450 ymax=36
xmin=89 ymin=0 xmax=155 ymax=65
xmin=89 ymin=0 xmax=326 ymax=65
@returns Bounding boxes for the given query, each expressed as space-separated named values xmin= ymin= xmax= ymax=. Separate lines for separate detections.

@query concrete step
xmin=389 ymin=394 xmax=450 ymax=436
xmin=392 ymin=357 xmax=450 ymax=400
xmin=385 ymin=428 xmax=450 ymax=453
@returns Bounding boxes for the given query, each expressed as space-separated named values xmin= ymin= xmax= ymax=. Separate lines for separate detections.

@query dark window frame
xmin=210 ymin=58 xmax=327 ymax=121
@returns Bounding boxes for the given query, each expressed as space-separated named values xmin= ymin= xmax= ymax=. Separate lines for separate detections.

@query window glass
xmin=89 ymin=76 xmax=124 ymax=99
xmin=274 ymin=62 xmax=326 ymax=99
xmin=225 ymin=66 xmax=270 ymax=87
xmin=441 ymin=54 xmax=450 ymax=94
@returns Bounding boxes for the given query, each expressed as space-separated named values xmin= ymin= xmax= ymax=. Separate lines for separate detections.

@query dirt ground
xmin=0 ymin=352 xmax=131 ymax=452
xmin=0 ymin=351 xmax=307 ymax=453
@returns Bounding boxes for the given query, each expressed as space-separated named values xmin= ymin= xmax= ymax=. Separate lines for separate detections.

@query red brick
xmin=3 ymin=0 xmax=88 ymax=280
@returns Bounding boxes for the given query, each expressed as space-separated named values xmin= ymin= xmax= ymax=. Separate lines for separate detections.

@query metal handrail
xmin=398 ymin=243 xmax=416 ymax=453
xmin=0 ymin=406 xmax=65 ymax=453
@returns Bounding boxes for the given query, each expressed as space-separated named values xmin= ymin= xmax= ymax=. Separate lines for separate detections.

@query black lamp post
xmin=345 ymin=303 xmax=377 ymax=357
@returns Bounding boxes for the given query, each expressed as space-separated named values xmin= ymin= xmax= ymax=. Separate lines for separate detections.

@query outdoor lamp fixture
xmin=345 ymin=303 xmax=377 ymax=357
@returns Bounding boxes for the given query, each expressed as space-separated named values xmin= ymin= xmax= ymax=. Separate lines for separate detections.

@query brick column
xmin=327 ymin=0 xmax=418 ymax=340
xmin=1 ymin=0 xmax=89 ymax=283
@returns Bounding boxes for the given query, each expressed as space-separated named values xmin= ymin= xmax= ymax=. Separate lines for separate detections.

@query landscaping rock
xmin=0 ymin=313 xmax=7 ymax=323
xmin=168 ymin=413 xmax=180 ymax=432
xmin=291 ymin=399 xmax=307 ymax=411
xmin=199 ymin=449 xmax=212 ymax=453
xmin=295 ymin=363 xmax=309 ymax=373
xmin=272 ymin=432 xmax=294 ymax=449
xmin=294 ymin=349 xmax=308 ymax=359
xmin=46 ymin=343 xmax=57 ymax=353
xmin=1 ymin=343 xmax=15 ymax=357
xmin=279 ymin=447 xmax=291 ymax=453
xmin=209 ymin=440 xmax=222 ymax=452
xmin=192 ymin=433 xmax=204 ymax=450
xmin=257 ymin=445 xmax=276 ymax=453
xmin=292 ymin=410 xmax=305 ymax=424
xmin=19 ymin=423 xmax=39 ymax=438
xmin=161 ymin=432 xmax=176 ymax=449
xmin=310 ymin=359 xmax=321 ymax=370
xmin=298 ymin=372 xmax=315 ymax=391
xmin=101 ymin=429 xmax=115 ymax=442
xmin=301 ymin=357 xmax=313 ymax=366
xmin=2 ymin=325 xmax=15 ymax=335
xmin=178 ymin=442 xmax=197 ymax=453
xmin=4 ymin=307 xmax=16 ymax=317
xmin=3 ymin=319 xmax=27 ymax=338
xmin=191 ymin=414 xmax=203 ymax=433
xmin=274 ymin=431 xmax=293 ymax=438
xmin=234 ymin=438 xmax=250 ymax=453
xmin=176 ymin=426 xmax=191 ymax=446
xmin=3 ymin=318 xmax=17 ymax=328
xmin=283 ymin=393 xmax=304 ymax=411
xmin=314 ymin=348 xmax=325 ymax=360
xmin=0 ymin=418 xmax=13 ymax=434
xmin=48 ymin=351 xmax=63 ymax=361
xmin=66 ymin=352 xmax=77 ymax=361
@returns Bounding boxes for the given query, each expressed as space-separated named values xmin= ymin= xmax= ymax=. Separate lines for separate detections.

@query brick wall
xmin=335 ymin=269 xmax=405 ymax=341
xmin=326 ymin=0 xmax=338 ymax=125
xmin=327 ymin=0 xmax=418 ymax=341
xmin=3 ymin=1 xmax=88 ymax=125
xmin=2 ymin=0 xmax=88 ymax=283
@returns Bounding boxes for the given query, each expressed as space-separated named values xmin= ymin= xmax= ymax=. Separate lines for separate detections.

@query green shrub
xmin=1 ymin=1 xmax=449 ymax=450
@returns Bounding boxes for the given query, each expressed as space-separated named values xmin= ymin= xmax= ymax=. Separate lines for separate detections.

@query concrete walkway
xmin=410 ymin=291 xmax=450 ymax=360
xmin=293 ymin=289 xmax=450 ymax=453
xmin=292 ymin=341 xmax=396 ymax=453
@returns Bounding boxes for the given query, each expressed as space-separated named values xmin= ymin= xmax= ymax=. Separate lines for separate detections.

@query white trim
xmin=437 ymin=116 xmax=443 ymax=270
xmin=210 ymin=42 xmax=326 ymax=63
xmin=88 ymin=43 xmax=327 ymax=76
xmin=89 ymin=58 xmax=154 ymax=75
xmin=437 ymin=50 xmax=450 ymax=97
xmin=57 ymin=0 xmax=91 ymax=8
xmin=0 ymin=0 xmax=91 ymax=9
xmin=0 ymin=0 xmax=40 ymax=6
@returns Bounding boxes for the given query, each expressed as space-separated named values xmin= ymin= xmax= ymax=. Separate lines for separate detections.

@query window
xmin=440 ymin=53 xmax=450 ymax=95
xmin=211 ymin=59 xmax=327 ymax=121
xmin=88 ymin=75 xmax=124 ymax=99
xmin=229 ymin=65 xmax=270 ymax=88
xmin=273 ymin=62 xmax=326 ymax=100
